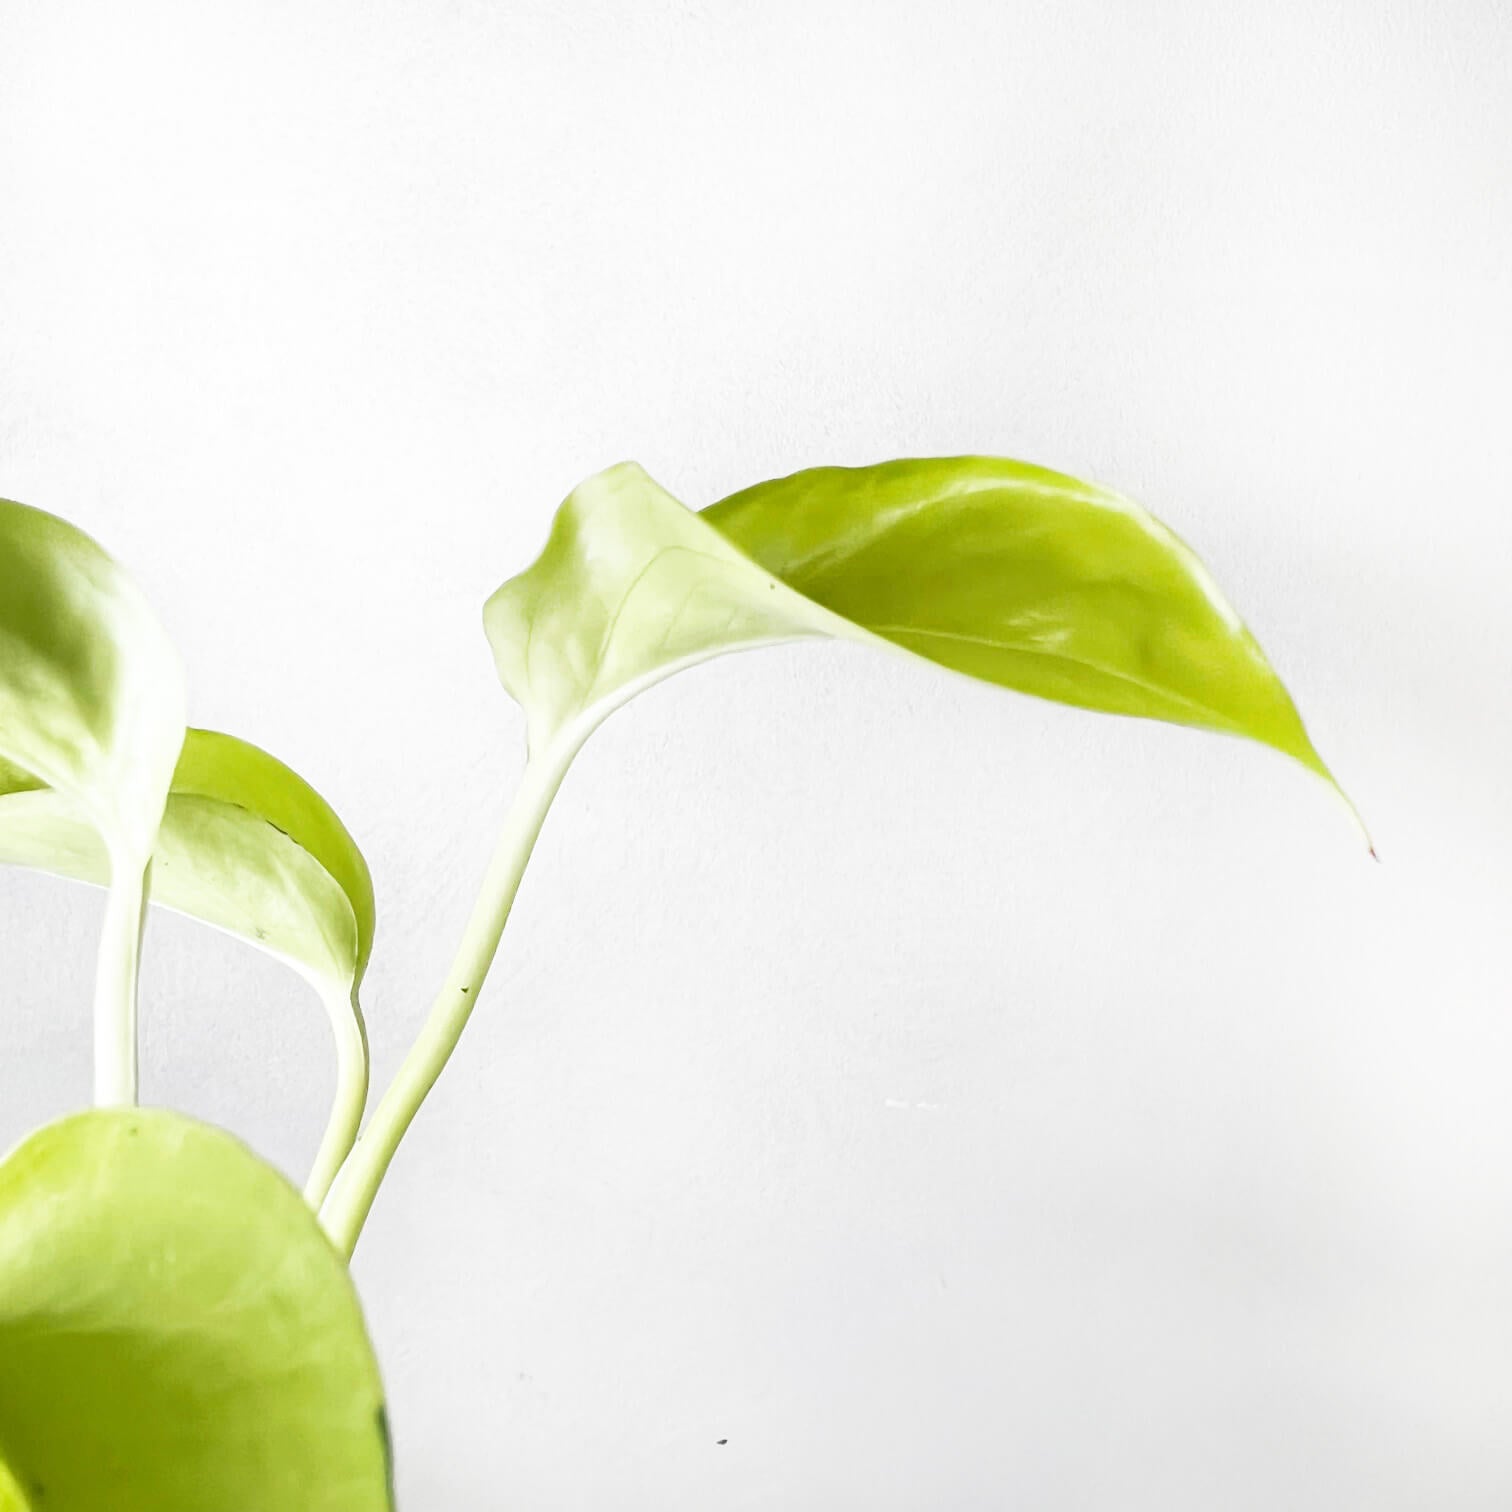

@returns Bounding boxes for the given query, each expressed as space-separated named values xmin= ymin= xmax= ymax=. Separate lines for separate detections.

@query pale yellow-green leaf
xmin=0 ymin=499 xmax=184 ymax=863
xmin=0 ymin=730 xmax=375 ymax=1201
xmin=0 ymin=498 xmax=187 ymax=1101
xmin=485 ymin=460 xmax=1356 ymax=834
xmin=705 ymin=456 xmax=1347 ymax=794
xmin=483 ymin=461 xmax=862 ymax=757
xmin=0 ymin=1109 xmax=393 ymax=1510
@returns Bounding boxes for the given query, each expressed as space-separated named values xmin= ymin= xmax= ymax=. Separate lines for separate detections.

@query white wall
xmin=2 ymin=1 xmax=1509 ymax=1506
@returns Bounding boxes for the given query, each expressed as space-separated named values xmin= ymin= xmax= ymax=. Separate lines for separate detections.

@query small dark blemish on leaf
xmin=28 ymin=1477 xmax=45 ymax=1500
xmin=377 ymin=1404 xmax=396 ymax=1507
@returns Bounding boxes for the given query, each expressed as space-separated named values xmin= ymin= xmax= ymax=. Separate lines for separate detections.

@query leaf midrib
xmin=868 ymin=621 xmax=1260 ymax=742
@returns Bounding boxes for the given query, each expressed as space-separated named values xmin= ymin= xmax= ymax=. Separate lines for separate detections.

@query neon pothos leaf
xmin=485 ymin=459 xmax=1354 ymax=827
xmin=706 ymin=456 xmax=1345 ymax=789
xmin=0 ymin=498 xmax=186 ymax=1103
xmin=0 ymin=730 xmax=375 ymax=1204
xmin=0 ymin=1109 xmax=393 ymax=1511
xmin=0 ymin=500 xmax=184 ymax=867
xmin=484 ymin=462 xmax=852 ymax=756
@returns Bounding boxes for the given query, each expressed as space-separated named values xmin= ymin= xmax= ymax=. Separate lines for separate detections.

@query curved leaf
xmin=164 ymin=728 xmax=376 ymax=990
xmin=0 ymin=498 xmax=186 ymax=1102
xmin=483 ymin=461 xmax=858 ymax=757
xmin=486 ymin=460 xmax=1355 ymax=830
xmin=0 ymin=499 xmax=184 ymax=861
xmin=704 ymin=457 xmax=1347 ymax=793
xmin=0 ymin=730 xmax=375 ymax=1203
xmin=0 ymin=1109 xmax=393 ymax=1511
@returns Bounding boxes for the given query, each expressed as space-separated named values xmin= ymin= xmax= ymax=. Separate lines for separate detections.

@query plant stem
xmin=320 ymin=737 xmax=580 ymax=1258
xmin=94 ymin=855 xmax=150 ymax=1107
xmin=303 ymin=993 xmax=371 ymax=1207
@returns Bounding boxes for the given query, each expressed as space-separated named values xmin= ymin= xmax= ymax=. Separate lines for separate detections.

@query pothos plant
xmin=0 ymin=457 xmax=1364 ymax=1509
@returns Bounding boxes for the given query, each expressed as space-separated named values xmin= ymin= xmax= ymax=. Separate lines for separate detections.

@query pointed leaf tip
xmin=704 ymin=456 xmax=1366 ymax=842
xmin=481 ymin=458 xmax=1365 ymax=848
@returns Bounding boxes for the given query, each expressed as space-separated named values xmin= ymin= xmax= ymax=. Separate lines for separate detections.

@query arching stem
xmin=320 ymin=737 xmax=580 ymax=1258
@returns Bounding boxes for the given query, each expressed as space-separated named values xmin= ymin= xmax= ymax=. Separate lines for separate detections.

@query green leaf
xmin=706 ymin=457 xmax=1349 ymax=788
xmin=484 ymin=462 xmax=857 ymax=757
xmin=0 ymin=499 xmax=185 ymax=864
xmin=0 ymin=1109 xmax=393 ymax=1511
xmin=0 ymin=498 xmax=187 ymax=1102
xmin=0 ymin=730 xmax=375 ymax=1203
xmin=486 ymin=460 xmax=1357 ymax=831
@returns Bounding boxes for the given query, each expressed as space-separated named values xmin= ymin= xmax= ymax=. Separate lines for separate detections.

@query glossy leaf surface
xmin=705 ymin=456 xmax=1341 ymax=785
xmin=488 ymin=460 xmax=1347 ymax=810
xmin=484 ymin=461 xmax=858 ymax=756
xmin=0 ymin=498 xmax=184 ymax=864
xmin=0 ymin=1109 xmax=392 ymax=1511
xmin=0 ymin=730 xmax=375 ymax=1200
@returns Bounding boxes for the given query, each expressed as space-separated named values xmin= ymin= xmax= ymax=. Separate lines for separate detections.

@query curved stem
xmin=93 ymin=854 xmax=150 ymax=1106
xmin=320 ymin=736 xmax=581 ymax=1258
xmin=303 ymin=990 xmax=371 ymax=1207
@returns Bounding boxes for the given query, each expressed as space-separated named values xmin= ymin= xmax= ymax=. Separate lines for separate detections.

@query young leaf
xmin=705 ymin=456 xmax=1347 ymax=793
xmin=0 ymin=498 xmax=187 ymax=1103
xmin=483 ymin=462 xmax=861 ymax=758
xmin=0 ymin=499 xmax=185 ymax=865
xmin=0 ymin=730 xmax=375 ymax=1204
xmin=0 ymin=1109 xmax=393 ymax=1511
xmin=487 ymin=459 xmax=1351 ymax=810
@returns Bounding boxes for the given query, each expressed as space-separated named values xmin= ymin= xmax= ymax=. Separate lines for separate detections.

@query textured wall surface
xmin=2 ymin=2 xmax=1510 ymax=1506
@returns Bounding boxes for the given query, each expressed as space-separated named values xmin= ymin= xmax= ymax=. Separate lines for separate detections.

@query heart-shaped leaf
xmin=0 ymin=498 xmax=186 ymax=1103
xmin=0 ymin=730 xmax=375 ymax=1203
xmin=484 ymin=462 xmax=855 ymax=758
xmin=0 ymin=1108 xmax=393 ymax=1511
xmin=486 ymin=460 xmax=1355 ymax=823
